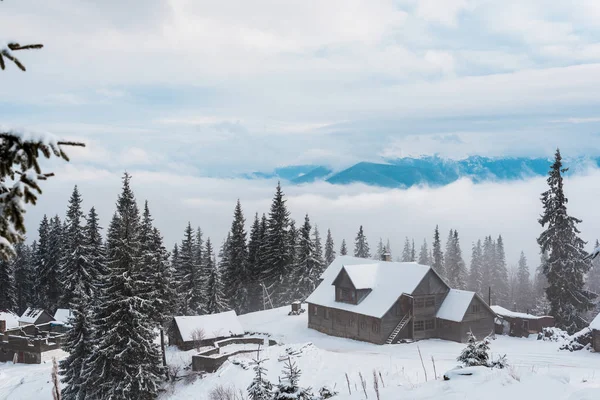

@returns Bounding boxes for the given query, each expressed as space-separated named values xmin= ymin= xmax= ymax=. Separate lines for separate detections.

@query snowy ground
xmin=2 ymin=306 xmax=600 ymax=399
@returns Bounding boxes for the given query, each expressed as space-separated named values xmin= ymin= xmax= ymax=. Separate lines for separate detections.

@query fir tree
xmin=418 ymin=239 xmax=430 ymax=266
xmin=59 ymin=186 xmax=90 ymax=308
xmin=324 ymin=229 xmax=336 ymax=266
xmin=273 ymin=358 xmax=314 ymax=400
xmin=264 ymin=183 xmax=291 ymax=307
xmin=83 ymin=173 xmax=163 ymax=400
xmin=13 ymin=241 xmax=34 ymax=314
xmin=313 ymin=225 xmax=325 ymax=276
xmin=457 ymin=331 xmax=490 ymax=367
xmin=481 ymin=236 xmax=495 ymax=298
xmin=340 ymin=239 xmax=348 ymax=256
xmin=83 ymin=207 xmax=106 ymax=306
xmin=376 ymin=238 xmax=385 ymax=261
xmin=224 ymin=200 xmax=249 ymax=315
xmin=292 ymin=215 xmax=320 ymax=301
xmin=587 ymin=239 xmax=600 ymax=295
xmin=401 ymin=237 xmax=412 ymax=262
xmin=246 ymin=213 xmax=263 ymax=313
xmin=468 ymin=240 xmax=484 ymax=297
xmin=537 ymin=149 xmax=595 ymax=333
xmin=515 ymin=251 xmax=532 ymax=312
xmin=40 ymin=215 xmax=64 ymax=312
xmin=354 ymin=226 xmax=370 ymax=258
xmin=432 ymin=225 xmax=445 ymax=278
xmin=491 ymin=235 xmax=510 ymax=307
xmin=247 ymin=348 xmax=272 ymax=400
xmin=411 ymin=239 xmax=416 ymax=262
xmin=445 ymin=230 xmax=466 ymax=289
xmin=179 ymin=223 xmax=203 ymax=315
xmin=288 ymin=220 xmax=298 ymax=273
xmin=206 ymin=238 xmax=228 ymax=314
xmin=34 ymin=215 xmax=50 ymax=307
xmin=0 ymin=256 xmax=16 ymax=311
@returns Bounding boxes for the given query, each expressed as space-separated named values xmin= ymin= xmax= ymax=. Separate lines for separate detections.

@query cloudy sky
xmin=3 ymin=0 xmax=600 ymax=267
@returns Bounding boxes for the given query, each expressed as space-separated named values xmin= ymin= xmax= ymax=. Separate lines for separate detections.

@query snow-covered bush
xmin=538 ymin=327 xmax=569 ymax=342
xmin=457 ymin=331 xmax=490 ymax=367
xmin=559 ymin=328 xmax=593 ymax=352
xmin=490 ymin=354 xmax=508 ymax=369
xmin=318 ymin=386 xmax=338 ymax=399
xmin=273 ymin=358 xmax=315 ymax=400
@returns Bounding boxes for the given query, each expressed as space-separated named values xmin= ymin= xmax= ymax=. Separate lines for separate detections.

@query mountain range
xmin=242 ymin=155 xmax=600 ymax=188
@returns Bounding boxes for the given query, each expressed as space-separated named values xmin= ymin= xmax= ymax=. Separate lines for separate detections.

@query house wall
xmin=307 ymin=304 xmax=386 ymax=344
xmin=593 ymin=329 xmax=600 ymax=352
xmin=457 ymin=297 xmax=495 ymax=342
xmin=412 ymin=270 xmax=450 ymax=340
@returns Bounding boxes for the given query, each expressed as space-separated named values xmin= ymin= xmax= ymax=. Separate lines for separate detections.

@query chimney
xmin=0 ymin=320 xmax=6 ymax=334
xmin=381 ymin=251 xmax=392 ymax=262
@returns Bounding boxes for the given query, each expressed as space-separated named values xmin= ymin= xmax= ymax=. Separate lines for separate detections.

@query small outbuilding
xmin=54 ymin=309 xmax=73 ymax=325
xmin=169 ymin=310 xmax=245 ymax=351
xmin=18 ymin=308 xmax=55 ymax=327
xmin=591 ymin=312 xmax=600 ymax=352
xmin=491 ymin=305 xmax=554 ymax=337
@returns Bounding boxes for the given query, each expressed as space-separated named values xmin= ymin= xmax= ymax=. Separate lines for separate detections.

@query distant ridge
xmin=242 ymin=155 xmax=600 ymax=188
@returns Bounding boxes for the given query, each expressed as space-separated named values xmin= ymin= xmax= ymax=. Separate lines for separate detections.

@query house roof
xmin=0 ymin=310 xmax=19 ymax=329
xmin=54 ymin=309 xmax=73 ymax=324
xmin=436 ymin=290 xmax=476 ymax=322
xmin=174 ymin=310 xmax=244 ymax=342
xmin=490 ymin=305 xmax=547 ymax=320
xmin=306 ymin=255 xmax=432 ymax=318
xmin=19 ymin=307 xmax=50 ymax=324
xmin=589 ymin=312 xmax=600 ymax=330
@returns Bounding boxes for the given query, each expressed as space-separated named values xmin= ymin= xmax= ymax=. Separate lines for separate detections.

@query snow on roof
xmin=0 ymin=310 xmax=19 ymax=329
xmin=18 ymin=307 xmax=48 ymax=324
xmin=590 ymin=312 xmax=600 ymax=330
xmin=436 ymin=290 xmax=476 ymax=322
xmin=54 ymin=309 xmax=73 ymax=324
xmin=490 ymin=305 xmax=546 ymax=320
xmin=174 ymin=310 xmax=244 ymax=342
xmin=306 ymin=255 xmax=432 ymax=318
xmin=343 ymin=263 xmax=379 ymax=289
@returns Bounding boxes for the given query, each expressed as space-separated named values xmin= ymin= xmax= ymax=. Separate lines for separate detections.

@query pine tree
xmin=457 ymin=331 xmax=490 ymax=367
xmin=481 ymin=236 xmax=495 ymax=298
xmin=83 ymin=173 xmax=163 ymax=400
xmin=0 ymin=255 xmax=16 ymax=311
xmin=537 ymin=149 xmax=595 ymax=333
xmin=247 ymin=349 xmax=273 ymax=400
xmin=445 ymin=230 xmax=466 ymax=289
xmin=179 ymin=223 xmax=204 ymax=315
xmin=587 ymin=239 xmax=600 ymax=295
xmin=515 ymin=251 xmax=531 ymax=312
xmin=288 ymin=220 xmax=298 ymax=274
xmin=43 ymin=215 xmax=64 ymax=312
xmin=376 ymin=238 xmax=385 ymax=261
xmin=491 ymin=235 xmax=510 ymax=307
xmin=264 ymin=183 xmax=291 ymax=307
xmin=411 ymin=239 xmax=416 ymax=262
xmin=82 ymin=207 xmax=106 ymax=306
xmin=418 ymin=239 xmax=430 ymax=266
xmin=354 ymin=226 xmax=370 ymax=258
xmin=340 ymin=239 xmax=348 ymax=256
xmin=59 ymin=186 xmax=90 ymax=308
xmin=468 ymin=240 xmax=484 ymax=297
xmin=206 ymin=238 xmax=228 ymax=314
xmin=432 ymin=226 xmax=445 ymax=278
xmin=324 ymin=229 xmax=336 ymax=266
xmin=401 ymin=237 xmax=412 ymax=262
xmin=34 ymin=215 xmax=50 ymax=308
xmin=246 ymin=213 xmax=263 ymax=313
xmin=59 ymin=285 xmax=93 ymax=400
xmin=273 ymin=358 xmax=314 ymax=400
xmin=313 ymin=225 xmax=325 ymax=276
xmin=224 ymin=200 xmax=249 ymax=315
xmin=13 ymin=241 xmax=34 ymax=314
xmin=292 ymin=215 xmax=320 ymax=301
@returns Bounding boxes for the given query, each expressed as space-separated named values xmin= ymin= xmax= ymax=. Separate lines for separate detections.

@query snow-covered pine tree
xmin=587 ymin=239 xmax=600 ymax=295
xmin=247 ymin=348 xmax=273 ymax=400
xmin=444 ymin=230 xmax=466 ymax=289
xmin=468 ymin=240 xmax=484 ymax=297
xmin=411 ymin=239 xmax=416 ymax=262
xmin=194 ymin=227 xmax=204 ymax=281
xmin=59 ymin=283 xmax=93 ymax=400
xmin=59 ymin=186 xmax=90 ymax=308
xmin=401 ymin=237 xmax=411 ymax=262
xmin=40 ymin=215 xmax=63 ymax=312
xmin=313 ymin=225 xmax=325 ymax=276
xmin=223 ymin=200 xmax=249 ymax=315
xmin=171 ymin=243 xmax=182 ymax=313
xmin=246 ymin=213 xmax=263 ymax=313
xmin=418 ymin=239 xmax=430 ymax=266
xmin=0 ymin=255 xmax=16 ymax=311
xmin=82 ymin=207 xmax=106 ymax=307
xmin=273 ymin=358 xmax=314 ymax=400
xmin=324 ymin=229 xmax=336 ymax=266
xmin=150 ymin=226 xmax=176 ymax=326
xmin=217 ymin=233 xmax=231 ymax=300
xmin=206 ymin=238 xmax=228 ymax=314
xmin=432 ymin=225 xmax=445 ymax=278
xmin=515 ymin=251 xmax=532 ymax=312
xmin=481 ymin=236 xmax=494 ymax=300
xmin=179 ymin=223 xmax=204 ymax=315
xmin=264 ymin=183 xmax=291 ymax=307
xmin=291 ymin=215 xmax=320 ymax=301
xmin=537 ymin=149 xmax=595 ymax=333
xmin=354 ymin=226 xmax=371 ymax=258
xmin=491 ymin=235 xmax=510 ymax=307
xmin=340 ymin=239 xmax=348 ymax=256
xmin=457 ymin=331 xmax=490 ymax=367
xmin=288 ymin=220 xmax=298 ymax=273
xmin=376 ymin=238 xmax=385 ymax=261
xmin=531 ymin=251 xmax=550 ymax=315
xmin=83 ymin=173 xmax=163 ymax=400
xmin=33 ymin=215 xmax=50 ymax=307
xmin=13 ymin=241 xmax=34 ymax=314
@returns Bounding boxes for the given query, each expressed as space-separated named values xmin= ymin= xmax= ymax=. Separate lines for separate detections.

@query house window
xmin=471 ymin=304 xmax=481 ymax=313
xmin=425 ymin=297 xmax=436 ymax=307
xmin=312 ymin=305 xmax=318 ymax=316
xmin=414 ymin=320 xmax=425 ymax=331
xmin=425 ymin=319 xmax=435 ymax=330
xmin=337 ymin=287 xmax=356 ymax=303
xmin=415 ymin=296 xmax=435 ymax=309
xmin=372 ymin=321 xmax=380 ymax=333
xmin=415 ymin=319 xmax=435 ymax=332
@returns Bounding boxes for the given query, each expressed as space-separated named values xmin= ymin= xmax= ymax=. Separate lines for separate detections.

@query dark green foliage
xmin=324 ymin=229 xmax=336 ymax=266
xmin=223 ymin=200 xmax=249 ymax=314
xmin=353 ymin=226 xmax=370 ymax=258
xmin=339 ymin=239 xmax=347 ymax=256
xmin=432 ymin=226 xmax=444 ymax=278
xmin=13 ymin=241 xmax=34 ymax=314
xmin=178 ymin=223 xmax=204 ymax=315
xmin=0 ymin=256 xmax=16 ymax=311
xmin=467 ymin=240 xmax=483 ymax=297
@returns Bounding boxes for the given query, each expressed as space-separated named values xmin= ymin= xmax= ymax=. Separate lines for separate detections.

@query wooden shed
xmin=18 ymin=308 xmax=55 ymax=327
xmin=168 ymin=310 xmax=244 ymax=351
xmin=491 ymin=305 xmax=555 ymax=337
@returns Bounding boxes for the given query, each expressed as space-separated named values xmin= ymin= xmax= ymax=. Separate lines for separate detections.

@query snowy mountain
xmin=243 ymin=155 xmax=600 ymax=188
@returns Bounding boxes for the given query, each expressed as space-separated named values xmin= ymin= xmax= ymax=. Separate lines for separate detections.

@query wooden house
xmin=491 ymin=305 xmax=555 ymax=337
xmin=18 ymin=308 xmax=54 ymax=327
xmin=591 ymin=312 xmax=600 ymax=352
xmin=168 ymin=310 xmax=245 ymax=351
xmin=306 ymin=256 xmax=495 ymax=345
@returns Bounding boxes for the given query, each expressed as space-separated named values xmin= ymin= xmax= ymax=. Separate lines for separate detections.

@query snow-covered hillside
xmin=2 ymin=306 xmax=600 ymax=399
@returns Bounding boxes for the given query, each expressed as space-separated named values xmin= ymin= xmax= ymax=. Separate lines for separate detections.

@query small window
xmin=471 ymin=304 xmax=481 ymax=314
xmin=312 ymin=305 xmax=318 ymax=316
xmin=425 ymin=319 xmax=435 ymax=330
xmin=414 ymin=320 xmax=424 ymax=331
xmin=414 ymin=319 xmax=434 ymax=332
xmin=372 ymin=321 xmax=380 ymax=333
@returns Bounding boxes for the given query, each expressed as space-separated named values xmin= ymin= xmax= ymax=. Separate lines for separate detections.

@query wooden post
xmin=160 ymin=328 xmax=168 ymax=380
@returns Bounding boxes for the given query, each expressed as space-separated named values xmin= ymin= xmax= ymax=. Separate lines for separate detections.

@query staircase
xmin=385 ymin=314 xmax=412 ymax=344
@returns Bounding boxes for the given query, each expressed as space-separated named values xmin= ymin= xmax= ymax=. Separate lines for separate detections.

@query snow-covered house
xmin=306 ymin=256 xmax=496 ymax=345
xmin=168 ymin=310 xmax=245 ymax=350
xmin=18 ymin=308 xmax=54 ymax=327
xmin=53 ymin=308 xmax=73 ymax=325
xmin=591 ymin=312 xmax=600 ymax=352
xmin=491 ymin=305 xmax=554 ymax=337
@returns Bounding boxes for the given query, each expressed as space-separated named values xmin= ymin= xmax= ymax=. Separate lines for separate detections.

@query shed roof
xmin=174 ymin=310 xmax=244 ymax=342
xmin=306 ymin=255 xmax=432 ymax=318
xmin=436 ymin=289 xmax=476 ymax=322
xmin=19 ymin=307 xmax=50 ymax=324
xmin=490 ymin=305 xmax=546 ymax=320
